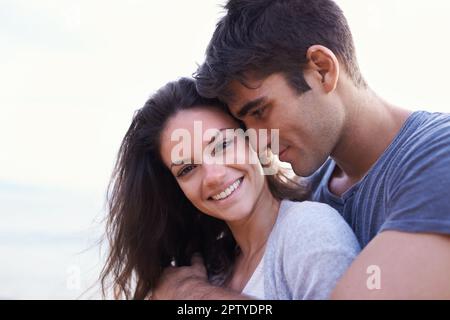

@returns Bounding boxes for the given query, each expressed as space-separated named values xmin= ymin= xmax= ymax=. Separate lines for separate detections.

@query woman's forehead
xmin=165 ymin=107 xmax=238 ymax=133
xmin=159 ymin=107 xmax=239 ymax=166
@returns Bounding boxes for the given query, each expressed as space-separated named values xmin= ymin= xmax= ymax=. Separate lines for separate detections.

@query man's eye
xmin=251 ymin=106 xmax=266 ymax=119
xmin=177 ymin=164 xmax=196 ymax=177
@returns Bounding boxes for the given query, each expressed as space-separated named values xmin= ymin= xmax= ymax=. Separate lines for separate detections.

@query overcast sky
xmin=1 ymin=0 xmax=450 ymax=196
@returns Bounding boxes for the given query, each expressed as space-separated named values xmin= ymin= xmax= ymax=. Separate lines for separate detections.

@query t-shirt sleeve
xmin=381 ymin=121 xmax=450 ymax=235
xmin=268 ymin=202 xmax=360 ymax=300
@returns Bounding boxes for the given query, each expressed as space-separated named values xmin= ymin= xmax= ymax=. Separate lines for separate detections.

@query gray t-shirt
xmin=309 ymin=111 xmax=450 ymax=248
xmin=263 ymin=200 xmax=360 ymax=299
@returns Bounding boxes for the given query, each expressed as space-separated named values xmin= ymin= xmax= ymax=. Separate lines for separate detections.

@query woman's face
xmin=160 ymin=107 xmax=267 ymax=222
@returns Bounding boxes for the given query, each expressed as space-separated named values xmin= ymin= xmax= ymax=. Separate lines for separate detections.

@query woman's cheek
xmin=233 ymin=143 xmax=254 ymax=165
xmin=253 ymin=163 xmax=266 ymax=188
xmin=179 ymin=181 xmax=204 ymax=209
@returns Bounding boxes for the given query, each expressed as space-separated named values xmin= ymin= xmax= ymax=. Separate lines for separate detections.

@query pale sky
xmin=1 ymin=0 xmax=450 ymax=196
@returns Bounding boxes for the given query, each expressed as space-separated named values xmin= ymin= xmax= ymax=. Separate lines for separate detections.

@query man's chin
xmin=291 ymin=160 xmax=322 ymax=177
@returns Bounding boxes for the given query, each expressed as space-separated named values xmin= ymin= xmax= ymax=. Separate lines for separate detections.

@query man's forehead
xmin=223 ymin=77 xmax=266 ymax=110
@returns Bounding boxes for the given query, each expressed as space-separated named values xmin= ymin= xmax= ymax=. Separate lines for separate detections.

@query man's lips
xmin=279 ymin=147 xmax=288 ymax=157
xmin=278 ymin=147 xmax=289 ymax=161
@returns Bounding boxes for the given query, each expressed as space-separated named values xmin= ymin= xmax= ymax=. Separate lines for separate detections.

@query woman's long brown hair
xmin=100 ymin=78 xmax=308 ymax=299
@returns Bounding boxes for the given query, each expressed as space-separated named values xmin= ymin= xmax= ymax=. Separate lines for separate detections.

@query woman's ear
xmin=305 ymin=45 xmax=340 ymax=93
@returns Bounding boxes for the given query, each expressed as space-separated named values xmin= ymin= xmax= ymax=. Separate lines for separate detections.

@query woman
xmin=100 ymin=78 xmax=360 ymax=299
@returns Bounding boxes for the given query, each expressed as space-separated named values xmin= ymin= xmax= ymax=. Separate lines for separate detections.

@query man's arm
xmin=331 ymin=230 xmax=450 ymax=299
xmin=152 ymin=255 xmax=252 ymax=300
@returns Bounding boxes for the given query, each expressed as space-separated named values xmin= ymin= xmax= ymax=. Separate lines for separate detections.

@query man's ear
xmin=305 ymin=45 xmax=340 ymax=93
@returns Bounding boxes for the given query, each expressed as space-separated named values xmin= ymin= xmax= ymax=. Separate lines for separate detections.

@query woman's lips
xmin=209 ymin=177 xmax=244 ymax=202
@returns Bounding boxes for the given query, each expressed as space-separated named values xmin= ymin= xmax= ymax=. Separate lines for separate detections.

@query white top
xmin=264 ymin=200 xmax=361 ymax=299
xmin=239 ymin=200 xmax=361 ymax=299
xmin=241 ymin=257 xmax=265 ymax=299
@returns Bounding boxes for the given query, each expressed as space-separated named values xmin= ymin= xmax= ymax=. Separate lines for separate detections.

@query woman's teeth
xmin=212 ymin=178 xmax=242 ymax=201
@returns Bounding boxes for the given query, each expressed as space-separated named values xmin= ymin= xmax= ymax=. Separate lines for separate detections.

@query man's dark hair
xmin=195 ymin=0 xmax=366 ymax=100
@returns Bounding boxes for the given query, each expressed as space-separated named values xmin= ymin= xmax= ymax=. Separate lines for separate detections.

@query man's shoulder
xmin=402 ymin=111 xmax=450 ymax=147
xmin=371 ymin=111 xmax=450 ymax=239
xmin=389 ymin=111 xmax=450 ymax=171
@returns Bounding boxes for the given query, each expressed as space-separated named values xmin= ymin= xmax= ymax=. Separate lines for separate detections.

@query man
xmin=153 ymin=0 xmax=450 ymax=299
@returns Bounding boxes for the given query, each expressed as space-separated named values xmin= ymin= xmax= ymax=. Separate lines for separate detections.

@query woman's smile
xmin=208 ymin=176 xmax=244 ymax=204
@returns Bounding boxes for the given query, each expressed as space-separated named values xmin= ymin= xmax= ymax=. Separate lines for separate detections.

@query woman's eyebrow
xmin=207 ymin=128 xmax=234 ymax=145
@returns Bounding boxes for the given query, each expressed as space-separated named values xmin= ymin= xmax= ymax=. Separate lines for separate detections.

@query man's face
xmin=225 ymin=72 xmax=344 ymax=177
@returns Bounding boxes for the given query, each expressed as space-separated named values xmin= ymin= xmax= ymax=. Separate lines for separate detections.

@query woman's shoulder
xmin=272 ymin=200 xmax=360 ymax=252
xmin=277 ymin=200 xmax=346 ymax=231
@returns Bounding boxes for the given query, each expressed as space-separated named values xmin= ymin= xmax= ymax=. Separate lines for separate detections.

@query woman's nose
xmin=202 ymin=164 xmax=226 ymax=188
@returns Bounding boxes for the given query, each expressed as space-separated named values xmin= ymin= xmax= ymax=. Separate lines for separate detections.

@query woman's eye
xmin=177 ymin=164 xmax=196 ymax=177
xmin=221 ymin=139 xmax=231 ymax=150
xmin=214 ymin=139 xmax=233 ymax=154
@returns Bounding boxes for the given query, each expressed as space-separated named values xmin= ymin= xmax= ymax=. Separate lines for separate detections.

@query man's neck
xmin=329 ymin=88 xmax=412 ymax=197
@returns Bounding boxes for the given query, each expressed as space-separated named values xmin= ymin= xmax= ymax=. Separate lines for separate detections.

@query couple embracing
xmin=100 ymin=0 xmax=450 ymax=300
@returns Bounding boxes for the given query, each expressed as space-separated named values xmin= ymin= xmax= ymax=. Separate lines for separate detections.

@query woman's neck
xmin=227 ymin=182 xmax=280 ymax=259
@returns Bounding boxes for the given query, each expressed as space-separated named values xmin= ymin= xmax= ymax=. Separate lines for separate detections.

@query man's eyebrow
xmin=236 ymin=97 xmax=267 ymax=119
xmin=170 ymin=128 xmax=232 ymax=169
